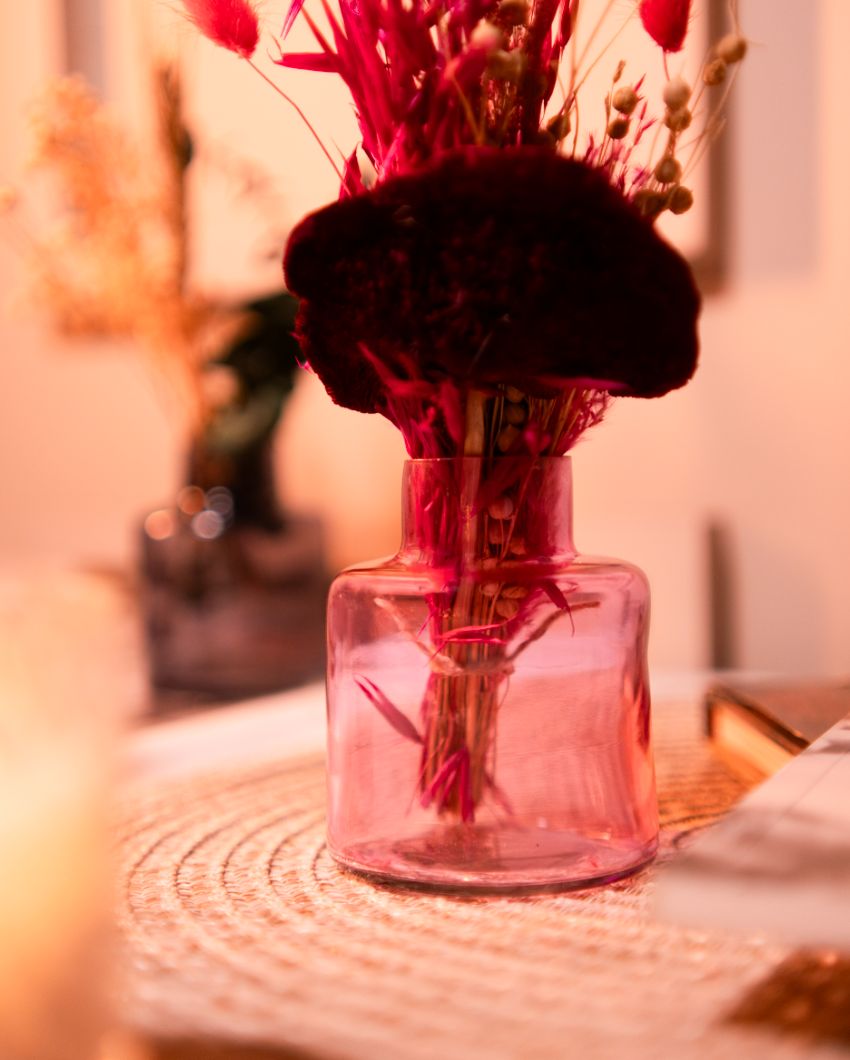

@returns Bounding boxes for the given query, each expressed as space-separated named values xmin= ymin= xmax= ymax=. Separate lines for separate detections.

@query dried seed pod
xmin=662 ymin=76 xmax=691 ymax=111
xmin=503 ymin=584 xmax=530 ymax=599
xmin=505 ymin=386 xmax=525 ymax=403
xmin=633 ymin=188 xmax=668 ymax=219
xmin=486 ymin=49 xmax=525 ymax=83
xmin=504 ymin=402 xmax=526 ymax=426
xmin=668 ymin=185 xmax=694 ymax=214
xmin=480 ymin=582 xmax=501 ymax=597
xmin=546 ymin=111 xmax=571 ymax=140
xmin=654 ymin=156 xmax=682 ymax=185
xmin=716 ymin=33 xmax=747 ymax=64
xmin=703 ymin=58 xmax=727 ymax=87
xmin=607 ymin=117 xmax=630 ymax=140
xmin=664 ymin=106 xmax=692 ymax=132
xmin=496 ymin=0 xmax=529 ymax=26
xmin=470 ymin=20 xmax=504 ymax=51
xmin=488 ymin=496 xmax=514 ymax=520
xmin=612 ymin=86 xmax=639 ymax=115
xmin=496 ymin=597 xmax=520 ymax=620
xmin=497 ymin=424 xmax=519 ymax=452
xmin=509 ymin=538 xmax=527 ymax=556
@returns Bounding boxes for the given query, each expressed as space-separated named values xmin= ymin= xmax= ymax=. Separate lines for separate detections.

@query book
xmin=705 ymin=679 xmax=850 ymax=779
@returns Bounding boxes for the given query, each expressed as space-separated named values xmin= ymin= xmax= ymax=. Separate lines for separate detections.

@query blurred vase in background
xmin=140 ymin=293 xmax=327 ymax=701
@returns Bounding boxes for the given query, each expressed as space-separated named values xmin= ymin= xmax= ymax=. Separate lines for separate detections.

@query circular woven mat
xmin=116 ymin=703 xmax=828 ymax=1060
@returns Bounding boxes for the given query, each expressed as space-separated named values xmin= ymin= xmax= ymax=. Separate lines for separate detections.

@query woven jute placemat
xmin=116 ymin=703 xmax=847 ymax=1060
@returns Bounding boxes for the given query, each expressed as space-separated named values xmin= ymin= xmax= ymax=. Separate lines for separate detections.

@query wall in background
xmin=1 ymin=1 xmax=847 ymax=675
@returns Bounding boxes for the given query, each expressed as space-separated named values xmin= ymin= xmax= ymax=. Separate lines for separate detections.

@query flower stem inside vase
xmin=328 ymin=455 xmax=658 ymax=891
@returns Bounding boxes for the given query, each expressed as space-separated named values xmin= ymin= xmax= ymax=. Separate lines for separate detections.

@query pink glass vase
xmin=326 ymin=456 xmax=658 ymax=891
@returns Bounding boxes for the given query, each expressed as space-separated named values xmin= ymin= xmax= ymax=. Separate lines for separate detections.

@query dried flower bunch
xmin=183 ymin=0 xmax=745 ymax=459
xmin=184 ymin=0 xmax=745 ymax=822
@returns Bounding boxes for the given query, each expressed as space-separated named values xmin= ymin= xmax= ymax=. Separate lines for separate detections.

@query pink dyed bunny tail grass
xmin=183 ymin=0 xmax=260 ymax=58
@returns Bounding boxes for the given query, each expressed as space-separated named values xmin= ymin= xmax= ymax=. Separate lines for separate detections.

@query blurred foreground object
xmin=657 ymin=709 xmax=850 ymax=953
xmin=0 ymin=574 xmax=142 ymax=1059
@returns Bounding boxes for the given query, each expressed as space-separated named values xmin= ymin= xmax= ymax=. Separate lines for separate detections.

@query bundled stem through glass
xmin=410 ymin=386 xmax=608 ymax=821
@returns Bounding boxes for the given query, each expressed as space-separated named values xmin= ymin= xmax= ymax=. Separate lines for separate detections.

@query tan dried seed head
xmin=497 ymin=425 xmax=519 ymax=452
xmin=607 ymin=116 xmax=630 ymax=140
xmin=496 ymin=0 xmax=529 ymax=27
xmin=703 ymin=58 xmax=728 ymax=87
xmin=488 ymin=496 xmax=514 ymax=521
xmin=546 ymin=111 xmax=571 ymax=140
xmin=716 ymin=33 xmax=747 ymax=64
xmin=504 ymin=402 xmax=526 ymax=426
xmin=633 ymin=188 xmax=668 ymax=219
xmin=654 ymin=156 xmax=682 ymax=185
xmin=496 ymin=598 xmax=520 ymax=620
xmin=470 ymin=20 xmax=504 ymax=51
xmin=486 ymin=49 xmax=525 ymax=82
xmin=669 ymin=185 xmax=694 ymax=214
xmin=662 ymin=77 xmax=691 ymax=111
xmin=612 ymin=86 xmax=639 ymax=115
xmin=664 ymin=106 xmax=692 ymax=132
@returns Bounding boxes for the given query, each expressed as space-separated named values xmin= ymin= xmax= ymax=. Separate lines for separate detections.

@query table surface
xmin=115 ymin=682 xmax=850 ymax=1060
xmin=4 ymin=572 xmax=846 ymax=1058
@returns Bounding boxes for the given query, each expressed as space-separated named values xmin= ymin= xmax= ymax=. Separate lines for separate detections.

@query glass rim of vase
xmin=403 ymin=454 xmax=573 ymax=466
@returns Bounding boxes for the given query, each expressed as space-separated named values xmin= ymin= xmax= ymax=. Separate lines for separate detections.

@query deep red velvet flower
xmin=639 ymin=0 xmax=692 ymax=53
xmin=283 ymin=148 xmax=700 ymax=416
xmin=183 ymin=0 xmax=259 ymax=59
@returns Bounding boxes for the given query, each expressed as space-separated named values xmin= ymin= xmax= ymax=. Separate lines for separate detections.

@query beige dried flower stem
xmin=678 ymin=60 xmax=741 ymax=182
xmin=245 ymin=58 xmax=345 ymax=182
xmin=568 ymin=3 xmax=640 ymax=120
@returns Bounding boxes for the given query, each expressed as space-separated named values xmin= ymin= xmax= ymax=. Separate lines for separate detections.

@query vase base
xmin=331 ymin=824 xmax=658 ymax=894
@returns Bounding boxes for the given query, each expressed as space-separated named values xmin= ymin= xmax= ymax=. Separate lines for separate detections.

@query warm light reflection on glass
xmin=143 ymin=509 xmax=175 ymax=542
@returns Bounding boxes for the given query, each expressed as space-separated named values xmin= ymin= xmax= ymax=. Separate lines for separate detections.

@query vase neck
xmin=400 ymin=457 xmax=575 ymax=564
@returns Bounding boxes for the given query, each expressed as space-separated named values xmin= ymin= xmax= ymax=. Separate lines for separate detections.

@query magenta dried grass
xmin=183 ymin=0 xmax=260 ymax=58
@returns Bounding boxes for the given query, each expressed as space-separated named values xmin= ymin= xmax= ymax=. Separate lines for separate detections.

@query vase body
xmin=326 ymin=457 xmax=658 ymax=891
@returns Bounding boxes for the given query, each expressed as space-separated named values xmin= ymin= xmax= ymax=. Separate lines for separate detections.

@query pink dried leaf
xmin=281 ymin=0 xmax=306 ymax=38
xmin=183 ymin=0 xmax=260 ymax=58
xmin=541 ymin=579 xmax=575 ymax=633
xmin=638 ymin=0 xmax=692 ymax=53
xmin=438 ymin=622 xmax=507 ymax=642
xmin=420 ymin=750 xmax=459 ymax=806
xmin=421 ymin=749 xmax=464 ymax=810
xmin=355 ymin=675 xmax=423 ymax=744
xmin=557 ymin=0 xmax=573 ymax=47
xmin=276 ymin=51 xmax=341 ymax=72
xmin=540 ymin=579 xmax=571 ymax=611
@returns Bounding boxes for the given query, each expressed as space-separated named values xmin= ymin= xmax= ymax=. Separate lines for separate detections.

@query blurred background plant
xmin=2 ymin=69 xmax=301 ymax=484
xmin=1 ymin=66 xmax=327 ymax=705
